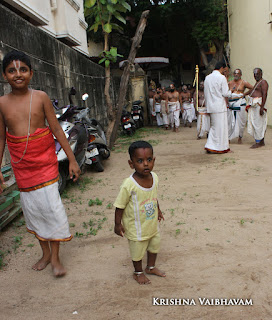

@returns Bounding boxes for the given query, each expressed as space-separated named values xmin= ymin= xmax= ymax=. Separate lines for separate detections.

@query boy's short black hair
xmin=129 ymin=141 xmax=153 ymax=159
xmin=214 ymin=61 xmax=228 ymax=70
xmin=2 ymin=50 xmax=32 ymax=73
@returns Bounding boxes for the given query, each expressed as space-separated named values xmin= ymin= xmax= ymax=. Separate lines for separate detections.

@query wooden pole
xmin=108 ymin=10 xmax=150 ymax=149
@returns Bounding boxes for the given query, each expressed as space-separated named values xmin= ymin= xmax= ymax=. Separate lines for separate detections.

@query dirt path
xmin=1 ymin=125 xmax=272 ymax=320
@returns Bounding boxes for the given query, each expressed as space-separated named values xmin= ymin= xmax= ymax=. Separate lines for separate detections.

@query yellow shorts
xmin=128 ymin=232 xmax=160 ymax=262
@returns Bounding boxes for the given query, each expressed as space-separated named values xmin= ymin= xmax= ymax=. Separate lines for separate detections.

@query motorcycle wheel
xmin=127 ymin=126 xmax=136 ymax=136
xmin=101 ymin=149 xmax=110 ymax=160
xmin=94 ymin=157 xmax=104 ymax=172
xmin=58 ymin=167 xmax=67 ymax=194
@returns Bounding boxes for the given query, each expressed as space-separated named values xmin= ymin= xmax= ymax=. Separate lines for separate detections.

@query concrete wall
xmin=0 ymin=4 xmax=120 ymax=130
xmin=227 ymin=0 xmax=272 ymax=124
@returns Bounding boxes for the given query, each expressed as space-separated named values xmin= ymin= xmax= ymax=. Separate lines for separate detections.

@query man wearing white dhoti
xmin=245 ymin=68 xmax=269 ymax=148
xmin=228 ymin=69 xmax=253 ymax=143
xmin=166 ymin=84 xmax=180 ymax=132
xmin=160 ymin=87 xmax=169 ymax=129
xmin=193 ymin=81 xmax=210 ymax=139
xmin=153 ymin=88 xmax=163 ymax=127
xmin=180 ymin=85 xmax=196 ymax=127
xmin=204 ymin=61 xmax=232 ymax=153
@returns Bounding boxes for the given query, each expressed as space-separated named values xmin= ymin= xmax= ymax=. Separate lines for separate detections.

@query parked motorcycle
xmin=53 ymin=88 xmax=88 ymax=193
xmin=77 ymin=93 xmax=110 ymax=172
xmin=121 ymin=104 xmax=136 ymax=135
xmin=131 ymin=100 xmax=144 ymax=129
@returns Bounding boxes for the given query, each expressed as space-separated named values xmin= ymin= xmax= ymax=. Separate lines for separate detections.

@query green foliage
xmin=98 ymin=46 xmax=123 ymax=67
xmin=84 ymin=0 xmax=131 ymax=35
xmin=88 ymin=197 xmax=103 ymax=206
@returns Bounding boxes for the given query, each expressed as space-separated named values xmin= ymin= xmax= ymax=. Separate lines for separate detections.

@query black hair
xmin=214 ymin=61 xmax=228 ymax=70
xmin=128 ymin=141 xmax=153 ymax=159
xmin=253 ymin=67 xmax=262 ymax=74
xmin=2 ymin=50 xmax=32 ymax=73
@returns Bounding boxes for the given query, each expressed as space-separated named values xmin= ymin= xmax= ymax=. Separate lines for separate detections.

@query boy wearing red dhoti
xmin=0 ymin=50 xmax=81 ymax=277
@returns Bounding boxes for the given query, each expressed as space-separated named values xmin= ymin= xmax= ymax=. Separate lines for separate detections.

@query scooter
xmin=53 ymin=88 xmax=88 ymax=193
xmin=131 ymin=100 xmax=144 ymax=129
xmin=121 ymin=104 xmax=136 ymax=135
xmin=77 ymin=93 xmax=110 ymax=172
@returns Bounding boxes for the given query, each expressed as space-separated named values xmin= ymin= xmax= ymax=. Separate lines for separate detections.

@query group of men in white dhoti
xmin=203 ymin=62 xmax=269 ymax=154
xmin=147 ymin=65 xmax=268 ymax=150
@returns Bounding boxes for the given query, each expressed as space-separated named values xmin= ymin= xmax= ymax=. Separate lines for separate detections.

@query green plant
xmin=13 ymin=219 xmax=25 ymax=228
xmin=88 ymin=198 xmax=103 ymax=206
xmin=13 ymin=236 xmax=23 ymax=252
xmin=106 ymin=202 xmax=113 ymax=209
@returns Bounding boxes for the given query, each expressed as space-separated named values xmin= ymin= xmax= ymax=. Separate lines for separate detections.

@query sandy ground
xmin=1 ymin=124 xmax=272 ymax=320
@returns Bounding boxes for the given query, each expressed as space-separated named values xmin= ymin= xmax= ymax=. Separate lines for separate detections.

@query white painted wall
xmin=3 ymin=0 xmax=89 ymax=56
xmin=228 ymin=0 xmax=272 ymax=123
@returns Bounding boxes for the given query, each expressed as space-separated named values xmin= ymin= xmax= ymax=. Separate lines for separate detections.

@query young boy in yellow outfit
xmin=114 ymin=141 xmax=165 ymax=284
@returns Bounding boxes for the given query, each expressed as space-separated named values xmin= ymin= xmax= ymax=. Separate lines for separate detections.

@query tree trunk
xmin=107 ymin=10 xmax=150 ymax=149
xmin=104 ymin=33 xmax=114 ymax=122
xmin=199 ymin=47 xmax=208 ymax=68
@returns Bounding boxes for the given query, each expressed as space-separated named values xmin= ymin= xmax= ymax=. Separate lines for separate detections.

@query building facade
xmin=3 ymin=0 xmax=89 ymax=56
xmin=227 ymin=0 xmax=272 ymax=123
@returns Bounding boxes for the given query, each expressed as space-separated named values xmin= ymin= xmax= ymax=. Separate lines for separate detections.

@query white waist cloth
xmin=168 ymin=101 xmax=180 ymax=111
xmin=205 ymin=111 xmax=230 ymax=153
xmin=160 ymin=101 xmax=169 ymax=126
xmin=20 ymin=182 xmax=72 ymax=241
xmin=182 ymin=102 xmax=196 ymax=123
xmin=155 ymin=102 xmax=161 ymax=113
xmin=197 ymin=107 xmax=210 ymax=137
xmin=168 ymin=102 xmax=180 ymax=127
xmin=247 ymin=97 xmax=267 ymax=141
xmin=228 ymin=98 xmax=247 ymax=140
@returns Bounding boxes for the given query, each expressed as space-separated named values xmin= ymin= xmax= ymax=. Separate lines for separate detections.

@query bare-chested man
xmin=180 ymin=85 xmax=196 ymax=128
xmin=245 ymin=68 xmax=269 ymax=148
xmin=193 ymin=81 xmax=210 ymax=139
xmin=227 ymin=69 xmax=253 ymax=144
xmin=160 ymin=87 xmax=169 ymax=129
xmin=165 ymin=84 xmax=180 ymax=132
xmin=153 ymin=88 xmax=163 ymax=127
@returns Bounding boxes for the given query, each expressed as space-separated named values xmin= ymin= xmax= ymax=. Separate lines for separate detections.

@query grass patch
xmin=88 ymin=198 xmax=103 ymax=206
xmin=114 ymin=127 xmax=163 ymax=152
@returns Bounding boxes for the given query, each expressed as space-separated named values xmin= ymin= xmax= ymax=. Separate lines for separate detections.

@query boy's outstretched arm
xmin=0 ymin=110 xmax=6 ymax=193
xmin=42 ymin=92 xmax=81 ymax=181
xmin=114 ymin=208 xmax=125 ymax=237
xmin=157 ymin=201 xmax=164 ymax=222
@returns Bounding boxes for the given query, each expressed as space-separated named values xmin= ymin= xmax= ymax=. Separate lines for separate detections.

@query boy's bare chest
xmin=2 ymin=99 xmax=45 ymax=135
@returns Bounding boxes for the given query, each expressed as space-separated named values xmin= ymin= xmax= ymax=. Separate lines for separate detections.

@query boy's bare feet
xmin=32 ymin=256 xmax=51 ymax=271
xmin=133 ymin=272 xmax=151 ymax=285
xmin=238 ymin=137 xmax=242 ymax=144
xmin=51 ymin=260 xmax=66 ymax=277
xmin=145 ymin=266 xmax=166 ymax=277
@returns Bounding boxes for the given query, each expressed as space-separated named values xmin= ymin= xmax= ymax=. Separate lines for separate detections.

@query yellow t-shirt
xmin=114 ymin=172 xmax=159 ymax=241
